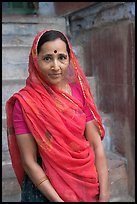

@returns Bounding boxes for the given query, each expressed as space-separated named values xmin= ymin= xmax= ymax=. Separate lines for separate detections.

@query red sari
xmin=6 ymin=30 xmax=105 ymax=202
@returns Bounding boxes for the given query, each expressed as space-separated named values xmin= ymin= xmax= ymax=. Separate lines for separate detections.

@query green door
xmin=2 ymin=2 xmax=38 ymax=15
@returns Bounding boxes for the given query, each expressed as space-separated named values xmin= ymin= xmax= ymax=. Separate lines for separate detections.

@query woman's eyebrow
xmin=41 ymin=52 xmax=68 ymax=56
xmin=42 ymin=53 xmax=68 ymax=56
xmin=58 ymin=53 xmax=68 ymax=57
xmin=42 ymin=53 xmax=53 ymax=57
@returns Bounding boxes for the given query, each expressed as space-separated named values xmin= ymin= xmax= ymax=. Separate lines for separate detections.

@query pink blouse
xmin=13 ymin=84 xmax=94 ymax=135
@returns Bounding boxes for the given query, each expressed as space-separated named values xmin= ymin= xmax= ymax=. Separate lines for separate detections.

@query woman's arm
xmin=16 ymin=133 xmax=64 ymax=202
xmin=85 ymin=120 xmax=109 ymax=202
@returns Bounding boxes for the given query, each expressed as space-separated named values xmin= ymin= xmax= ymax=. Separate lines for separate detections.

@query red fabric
xmin=6 ymin=30 xmax=105 ymax=202
xmin=13 ymin=84 xmax=94 ymax=135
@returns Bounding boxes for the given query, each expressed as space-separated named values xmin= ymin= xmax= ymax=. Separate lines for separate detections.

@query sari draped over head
xmin=6 ymin=29 xmax=105 ymax=202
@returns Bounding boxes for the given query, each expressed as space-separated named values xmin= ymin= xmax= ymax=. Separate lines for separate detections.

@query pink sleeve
xmin=13 ymin=100 xmax=31 ymax=135
xmin=83 ymin=102 xmax=94 ymax=122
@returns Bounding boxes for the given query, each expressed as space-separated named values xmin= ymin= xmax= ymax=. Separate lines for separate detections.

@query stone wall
xmin=67 ymin=2 xmax=135 ymax=197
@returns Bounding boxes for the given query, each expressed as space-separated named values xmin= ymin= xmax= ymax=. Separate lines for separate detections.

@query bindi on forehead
xmin=54 ymin=50 xmax=57 ymax=54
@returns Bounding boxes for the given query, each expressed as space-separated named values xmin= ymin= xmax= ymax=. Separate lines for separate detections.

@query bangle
xmin=35 ymin=176 xmax=48 ymax=188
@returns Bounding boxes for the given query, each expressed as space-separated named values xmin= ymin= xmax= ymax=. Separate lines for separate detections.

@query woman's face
xmin=37 ymin=38 xmax=69 ymax=86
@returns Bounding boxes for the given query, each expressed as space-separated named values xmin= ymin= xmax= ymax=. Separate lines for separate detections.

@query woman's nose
xmin=51 ymin=60 xmax=60 ymax=71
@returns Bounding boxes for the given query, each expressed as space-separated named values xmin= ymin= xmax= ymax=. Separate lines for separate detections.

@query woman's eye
xmin=44 ymin=56 xmax=51 ymax=62
xmin=59 ymin=55 xmax=67 ymax=60
xmin=43 ymin=55 xmax=52 ymax=62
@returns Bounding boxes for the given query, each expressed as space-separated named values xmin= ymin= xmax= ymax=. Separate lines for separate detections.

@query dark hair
xmin=37 ymin=30 xmax=70 ymax=57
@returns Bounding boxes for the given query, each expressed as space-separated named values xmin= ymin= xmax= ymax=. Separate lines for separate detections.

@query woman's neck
xmin=54 ymin=81 xmax=72 ymax=95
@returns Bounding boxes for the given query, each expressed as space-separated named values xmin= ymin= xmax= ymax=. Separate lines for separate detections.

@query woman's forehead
xmin=39 ymin=38 xmax=68 ymax=54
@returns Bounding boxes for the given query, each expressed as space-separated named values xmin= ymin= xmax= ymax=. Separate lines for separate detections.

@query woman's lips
xmin=48 ymin=73 xmax=62 ymax=79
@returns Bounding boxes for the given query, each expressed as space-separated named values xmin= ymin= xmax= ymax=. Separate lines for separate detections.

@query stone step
xmin=2 ymin=79 xmax=26 ymax=118
xmin=2 ymin=177 xmax=21 ymax=198
xmin=2 ymin=193 xmax=135 ymax=202
xmin=101 ymin=112 xmax=113 ymax=152
xmin=107 ymin=151 xmax=128 ymax=199
xmin=2 ymin=117 xmax=13 ymax=163
xmin=2 ymin=16 xmax=66 ymax=36
xmin=2 ymin=46 xmax=29 ymax=80
xmin=2 ymin=193 xmax=21 ymax=202
xmin=87 ymin=76 xmax=97 ymax=104
xmin=2 ymin=118 xmax=10 ymax=162
xmin=2 ymin=61 xmax=29 ymax=80
xmin=2 ymin=45 xmax=30 ymax=68
xmin=2 ymin=150 xmax=11 ymax=164
xmin=2 ymin=35 xmax=34 ymax=47
xmin=2 ymin=23 xmax=49 ymax=36
xmin=2 ymin=117 xmax=15 ymax=163
xmin=110 ymin=195 xmax=135 ymax=202
xmin=2 ymin=161 xmax=16 ymax=179
xmin=2 ymin=15 xmax=66 ymax=24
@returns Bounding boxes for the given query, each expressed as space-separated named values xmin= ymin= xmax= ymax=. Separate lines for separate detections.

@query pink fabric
xmin=13 ymin=100 xmax=31 ymax=134
xmin=13 ymin=83 xmax=94 ymax=135
xmin=69 ymin=83 xmax=94 ymax=122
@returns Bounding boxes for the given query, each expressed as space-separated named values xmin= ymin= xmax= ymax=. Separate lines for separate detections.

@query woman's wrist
xmin=35 ymin=176 xmax=48 ymax=188
xmin=37 ymin=178 xmax=64 ymax=202
xmin=99 ymin=193 xmax=109 ymax=201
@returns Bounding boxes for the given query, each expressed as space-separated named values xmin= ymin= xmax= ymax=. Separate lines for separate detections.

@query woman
xmin=6 ymin=30 xmax=109 ymax=202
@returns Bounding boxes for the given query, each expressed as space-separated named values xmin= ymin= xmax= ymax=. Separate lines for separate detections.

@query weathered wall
xmin=66 ymin=2 xmax=135 ymax=197
xmin=38 ymin=2 xmax=96 ymax=17
xmin=54 ymin=2 xmax=96 ymax=16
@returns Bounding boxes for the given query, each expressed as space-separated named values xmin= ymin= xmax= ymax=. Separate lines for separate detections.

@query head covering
xmin=6 ymin=29 xmax=105 ymax=202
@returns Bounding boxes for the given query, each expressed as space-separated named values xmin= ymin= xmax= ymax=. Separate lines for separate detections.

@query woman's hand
xmin=99 ymin=193 xmax=109 ymax=202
